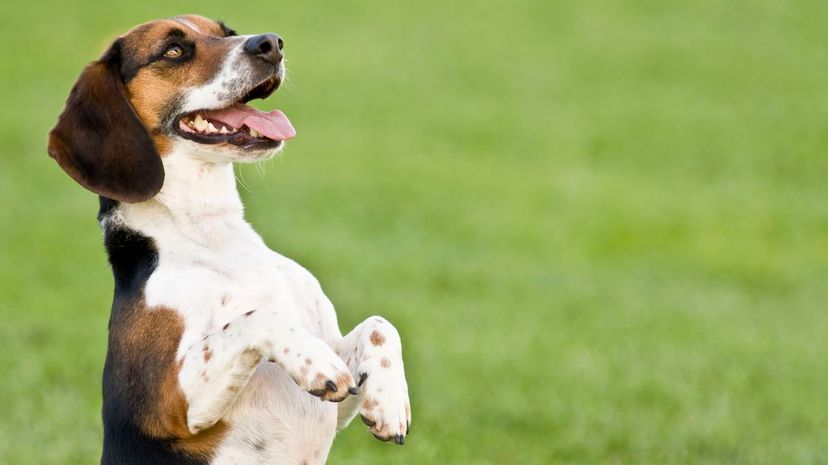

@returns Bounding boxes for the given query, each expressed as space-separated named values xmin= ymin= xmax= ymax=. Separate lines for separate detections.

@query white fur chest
xmin=115 ymin=156 xmax=332 ymax=346
xmin=113 ymin=157 xmax=342 ymax=464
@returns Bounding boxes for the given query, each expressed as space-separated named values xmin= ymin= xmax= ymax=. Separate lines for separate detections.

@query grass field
xmin=1 ymin=1 xmax=827 ymax=464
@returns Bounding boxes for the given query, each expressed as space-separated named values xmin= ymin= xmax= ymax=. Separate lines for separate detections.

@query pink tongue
xmin=207 ymin=104 xmax=296 ymax=141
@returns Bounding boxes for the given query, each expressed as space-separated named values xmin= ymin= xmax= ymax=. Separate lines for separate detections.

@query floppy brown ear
xmin=48 ymin=40 xmax=164 ymax=203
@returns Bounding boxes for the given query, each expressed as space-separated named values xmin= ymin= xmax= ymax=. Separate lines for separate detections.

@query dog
xmin=47 ymin=15 xmax=411 ymax=465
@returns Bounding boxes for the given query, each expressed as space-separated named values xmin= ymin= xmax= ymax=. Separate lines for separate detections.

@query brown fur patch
xmin=174 ymin=15 xmax=227 ymax=37
xmin=109 ymin=303 xmax=227 ymax=456
xmin=380 ymin=358 xmax=391 ymax=368
xmin=369 ymin=330 xmax=385 ymax=346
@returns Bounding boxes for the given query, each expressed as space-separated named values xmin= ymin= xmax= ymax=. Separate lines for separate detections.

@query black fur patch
xmin=98 ymin=200 xmax=209 ymax=465
xmin=99 ymin=198 xmax=158 ymax=296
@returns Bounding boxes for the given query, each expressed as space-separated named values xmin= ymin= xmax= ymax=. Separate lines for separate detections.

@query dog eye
xmin=164 ymin=45 xmax=183 ymax=59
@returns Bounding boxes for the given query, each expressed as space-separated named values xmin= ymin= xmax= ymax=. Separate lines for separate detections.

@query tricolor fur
xmin=47 ymin=15 xmax=411 ymax=465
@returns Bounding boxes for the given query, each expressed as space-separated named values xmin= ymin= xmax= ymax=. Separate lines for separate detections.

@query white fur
xmin=115 ymin=140 xmax=410 ymax=464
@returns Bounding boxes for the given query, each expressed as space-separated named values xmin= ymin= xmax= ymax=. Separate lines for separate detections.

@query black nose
xmin=243 ymin=33 xmax=284 ymax=65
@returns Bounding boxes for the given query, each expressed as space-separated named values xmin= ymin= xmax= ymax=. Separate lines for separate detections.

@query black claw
xmin=360 ymin=414 xmax=375 ymax=427
xmin=325 ymin=380 xmax=337 ymax=392
xmin=394 ymin=434 xmax=405 ymax=445
xmin=348 ymin=386 xmax=360 ymax=396
xmin=308 ymin=388 xmax=325 ymax=398
xmin=357 ymin=372 xmax=368 ymax=387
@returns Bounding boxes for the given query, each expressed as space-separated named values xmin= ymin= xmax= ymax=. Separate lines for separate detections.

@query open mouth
xmin=174 ymin=76 xmax=296 ymax=149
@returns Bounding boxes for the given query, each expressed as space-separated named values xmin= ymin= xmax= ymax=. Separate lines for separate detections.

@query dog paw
xmin=357 ymin=358 xmax=411 ymax=444
xmin=283 ymin=338 xmax=357 ymax=403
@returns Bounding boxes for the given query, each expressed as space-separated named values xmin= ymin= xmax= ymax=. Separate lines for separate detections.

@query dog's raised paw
xmin=284 ymin=338 xmax=357 ymax=402
xmin=358 ymin=368 xmax=411 ymax=444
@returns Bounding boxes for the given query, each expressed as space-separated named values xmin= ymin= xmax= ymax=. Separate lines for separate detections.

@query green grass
xmin=1 ymin=0 xmax=827 ymax=463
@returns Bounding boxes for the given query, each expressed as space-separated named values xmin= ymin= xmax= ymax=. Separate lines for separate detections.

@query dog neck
xmin=112 ymin=149 xmax=250 ymax=247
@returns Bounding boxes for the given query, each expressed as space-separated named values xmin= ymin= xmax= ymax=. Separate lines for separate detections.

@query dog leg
xmin=333 ymin=316 xmax=411 ymax=444
xmin=178 ymin=309 xmax=357 ymax=434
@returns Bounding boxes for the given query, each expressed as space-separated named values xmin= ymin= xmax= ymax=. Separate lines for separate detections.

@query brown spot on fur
xmin=380 ymin=358 xmax=391 ymax=368
xmin=244 ymin=309 xmax=256 ymax=317
xmin=222 ymin=322 xmax=230 ymax=331
xmin=202 ymin=346 xmax=212 ymax=362
xmin=220 ymin=295 xmax=230 ymax=306
xmin=283 ymin=347 xmax=290 ymax=354
xmin=305 ymin=358 xmax=312 ymax=365
xmin=297 ymin=363 xmax=310 ymax=384
xmin=362 ymin=397 xmax=378 ymax=410
xmin=370 ymin=330 xmax=385 ymax=346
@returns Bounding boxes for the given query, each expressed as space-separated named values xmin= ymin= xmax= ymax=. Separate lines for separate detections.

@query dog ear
xmin=48 ymin=40 xmax=164 ymax=203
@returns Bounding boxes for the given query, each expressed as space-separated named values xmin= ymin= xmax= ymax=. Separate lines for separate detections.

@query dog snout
xmin=244 ymin=33 xmax=284 ymax=65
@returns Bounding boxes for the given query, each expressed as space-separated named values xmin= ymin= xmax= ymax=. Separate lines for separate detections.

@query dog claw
xmin=360 ymin=414 xmax=375 ymax=427
xmin=394 ymin=434 xmax=405 ymax=445
xmin=325 ymin=380 xmax=337 ymax=392
xmin=357 ymin=372 xmax=368 ymax=387
xmin=348 ymin=386 xmax=360 ymax=395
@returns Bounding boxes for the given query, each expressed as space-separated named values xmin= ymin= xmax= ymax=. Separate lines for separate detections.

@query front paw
xmin=358 ymin=358 xmax=411 ymax=444
xmin=285 ymin=339 xmax=358 ymax=403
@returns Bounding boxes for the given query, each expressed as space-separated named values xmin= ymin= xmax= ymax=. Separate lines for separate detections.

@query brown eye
xmin=164 ymin=45 xmax=183 ymax=58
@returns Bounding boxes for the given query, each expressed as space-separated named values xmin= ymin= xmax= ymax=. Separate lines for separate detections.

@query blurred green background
xmin=1 ymin=0 xmax=827 ymax=464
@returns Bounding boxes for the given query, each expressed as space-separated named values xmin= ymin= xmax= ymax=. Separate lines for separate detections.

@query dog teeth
xmin=193 ymin=114 xmax=208 ymax=132
xmin=180 ymin=113 xmax=243 ymax=136
xmin=249 ymin=128 xmax=260 ymax=138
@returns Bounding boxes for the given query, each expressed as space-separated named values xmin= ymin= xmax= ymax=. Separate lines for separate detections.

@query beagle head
xmin=48 ymin=15 xmax=295 ymax=203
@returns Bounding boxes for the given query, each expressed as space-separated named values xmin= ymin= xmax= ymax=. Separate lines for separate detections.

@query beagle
xmin=47 ymin=15 xmax=410 ymax=465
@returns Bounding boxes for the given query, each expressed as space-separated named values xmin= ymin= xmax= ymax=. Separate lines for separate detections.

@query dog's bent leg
xmin=333 ymin=316 xmax=411 ymax=444
xmin=178 ymin=310 xmax=357 ymax=434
